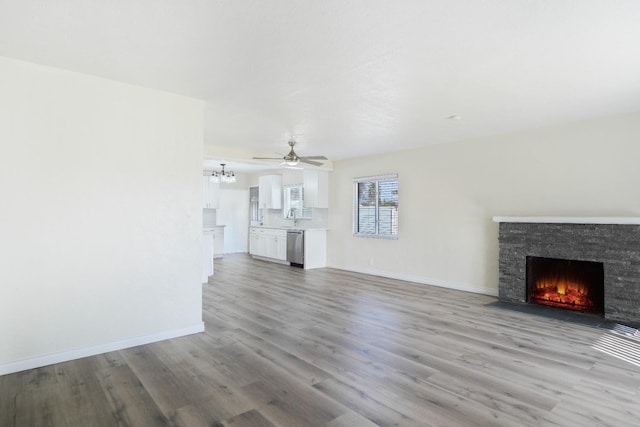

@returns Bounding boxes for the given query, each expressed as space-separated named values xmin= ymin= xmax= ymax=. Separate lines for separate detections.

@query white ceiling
xmin=1 ymin=1 xmax=639 ymax=162
xmin=203 ymin=159 xmax=283 ymax=174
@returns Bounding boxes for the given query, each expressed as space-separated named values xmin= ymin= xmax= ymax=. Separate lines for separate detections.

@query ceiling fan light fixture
xmin=251 ymin=139 xmax=327 ymax=167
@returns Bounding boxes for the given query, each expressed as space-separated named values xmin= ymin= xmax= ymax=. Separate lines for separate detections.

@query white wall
xmin=0 ymin=56 xmax=205 ymax=374
xmin=328 ymin=111 xmax=640 ymax=295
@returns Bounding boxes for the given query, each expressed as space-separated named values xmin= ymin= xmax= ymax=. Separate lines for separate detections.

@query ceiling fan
xmin=252 ymin=139 xmax=328 ymax=167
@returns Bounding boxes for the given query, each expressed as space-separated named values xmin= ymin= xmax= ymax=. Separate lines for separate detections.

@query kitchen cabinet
xmin=258 ymin=230 xmax=269 ymax=256
xmin=249 ymin=226 xmax=326 ymax=268
xmin=249 ymin=227 xmax=287 ymax=261
xmin=212 ymin=226 xmax=225 ymax=258
xmin=204 ymin=226 xmax=225 ymax=258
xmin=303 ymin=229 xmax=327 ymax=269
xmin=267 ymin=234 xmax=278 ymax=258
xmin=249 ymin=228 xmax=260 ymax=255
xmin=276 ymin=232 xmax=287 ymax=260
xmin=202 ymin=176 xmax=220 ymax=209
xmin=258 ymin=174 xmax=282 ymax=209
xmin=303 ymin=170 xmax=329 ymax=208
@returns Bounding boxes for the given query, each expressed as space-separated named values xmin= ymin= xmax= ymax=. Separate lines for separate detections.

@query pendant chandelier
xmin=211 ymin=163 xmax=236 ymax=183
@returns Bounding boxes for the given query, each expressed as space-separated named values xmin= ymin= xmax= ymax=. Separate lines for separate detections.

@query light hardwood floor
xmin=2 ymin=254 xmax=640 ymax=426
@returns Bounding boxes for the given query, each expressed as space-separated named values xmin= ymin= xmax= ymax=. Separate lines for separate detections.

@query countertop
xmin=250 ymin=225 xmax=328 ymax=231
xmin=203 ymin=225 xmax=225 ymax=231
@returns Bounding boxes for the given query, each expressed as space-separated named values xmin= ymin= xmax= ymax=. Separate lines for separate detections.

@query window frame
xmin=249 ymin=186 xmax=262 ymax=225
xmin=283 ymin=184 xmax=312 ymax=220
xmin=353 ymin=173 xmax=399 ymax=239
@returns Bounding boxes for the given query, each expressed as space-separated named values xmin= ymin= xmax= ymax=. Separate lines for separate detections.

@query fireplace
xmin=495 ymin=217 xmax=640 ymax=325
xmin=526 ymin=256 xmax=604 ymax=314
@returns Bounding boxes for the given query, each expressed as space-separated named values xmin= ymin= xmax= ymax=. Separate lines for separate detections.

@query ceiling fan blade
xmin=252 ymin=157 xmax=283 ymax=160
xmin=300 ymin=155 xmax=328 ymax=160
xmin=300 ymin=158 xmax=324 ymax=167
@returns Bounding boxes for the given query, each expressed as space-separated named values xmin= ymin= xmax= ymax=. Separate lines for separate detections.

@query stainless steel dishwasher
xmin=286 ymin=230 xmax=304 ymax=267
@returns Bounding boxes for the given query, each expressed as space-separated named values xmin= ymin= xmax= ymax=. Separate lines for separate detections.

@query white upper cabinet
xmin=202 ymin=176 xmax=220 ymax=209
xmin=303 ymin=170 xmax=329 ymax=208
xmin=258 ymin=174 xmax=282 ymax=209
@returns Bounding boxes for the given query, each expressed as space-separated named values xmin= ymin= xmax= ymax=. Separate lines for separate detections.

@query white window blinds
xmin=283 ymin=185 xmax=312 ymax=219
xmin=354 ymin=174 xmax=398 ymax=238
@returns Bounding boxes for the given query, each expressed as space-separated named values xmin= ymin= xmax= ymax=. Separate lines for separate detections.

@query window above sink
xmin=283 ymin=184 xmax=312 ymax=219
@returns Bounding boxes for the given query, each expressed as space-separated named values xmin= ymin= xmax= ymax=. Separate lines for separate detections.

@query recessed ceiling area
xmin=1 ymin=1 xmax=639 ymax=162
xmin=203 ymin=159 xmax=283 ymax=175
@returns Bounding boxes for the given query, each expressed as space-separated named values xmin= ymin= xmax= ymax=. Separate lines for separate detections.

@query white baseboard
xmin=0 ymin=322 xmax=205 ymax=376
xmin=250 ymin=254 xmax=290 ymax=265
xmin=328 ymin=264 xmax=498 ymax=297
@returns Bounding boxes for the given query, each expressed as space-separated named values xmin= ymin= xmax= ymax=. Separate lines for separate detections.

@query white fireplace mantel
xmin=492 ymin=216 xmax=640 ymax=225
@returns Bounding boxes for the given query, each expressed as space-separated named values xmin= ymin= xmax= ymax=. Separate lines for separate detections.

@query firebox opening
xmin=526 ymin=256 xmax=604 ymax=315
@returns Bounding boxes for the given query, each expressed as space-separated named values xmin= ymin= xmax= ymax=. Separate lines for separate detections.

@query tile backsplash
xmin=205 ymin=206 xmax=327 ymax=229
xmin=262 ymin=208 xmax=328 ymax=228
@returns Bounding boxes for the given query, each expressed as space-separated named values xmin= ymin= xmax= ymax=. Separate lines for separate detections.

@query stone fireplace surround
xmin=494 ymin=217 xmax=640 ymax=325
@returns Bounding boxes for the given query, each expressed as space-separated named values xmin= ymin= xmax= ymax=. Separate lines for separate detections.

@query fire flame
xmin=535 ymin=276 xmax=589 ymax=296
xmin=530 ymin=273 xmax=594 ymax=310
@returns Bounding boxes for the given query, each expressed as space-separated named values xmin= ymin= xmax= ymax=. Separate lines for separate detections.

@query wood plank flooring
xmin=2 ymin=254 xmax=640 ymax=426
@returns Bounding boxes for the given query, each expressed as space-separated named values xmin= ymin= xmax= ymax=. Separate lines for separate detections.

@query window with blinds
xmin=249 ymin=186 xmax=262 ymax=225
xmin=283 ymin=184 xmax=312 ymax=219
xmin=354 ymin=174 xmax=398 ymax=238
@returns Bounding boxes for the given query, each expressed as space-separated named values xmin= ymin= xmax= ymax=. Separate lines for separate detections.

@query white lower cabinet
xmin=202 ymin=231 xmax=214 ymax=282
xmin=249 ymin=229 xmax=260 ymax=255
xmin=302 ymin=229 xmax=327 ymax=269
xmin=276 ymin=233 xmax=287 ymax=260
xmin=260 ymin=234 xmax=270 ymax=257
xmin=249 ymin=227 xmax=287 ymax=261
xmin=266 ymin=234 xmax=277 ymax=258
xmin=249 ymin=227 xmax=326 ymax=268
xmin=204 ymin=226 xmax=225 ymax=258
xmin=213 ymin=226 xmax=224 ymax=258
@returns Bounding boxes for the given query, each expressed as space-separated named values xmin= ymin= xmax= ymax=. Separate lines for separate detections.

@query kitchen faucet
xmin=287 ymin=207 xmax=298 ymax=226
